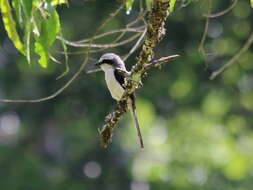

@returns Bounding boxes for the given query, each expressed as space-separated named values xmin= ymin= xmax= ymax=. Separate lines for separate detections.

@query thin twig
xmin=198 ymin=0 xmax=212 ymax=68
xmin=145 ymin=54 xmax=180 ymax=68
xmin=62 ymin=26 xmax=145 ymax=44
xmin=86 ymin=68 xmax=102 ymax=74
xmin=198 ymin=18 xmax=209 ymax=52
xmin=126 ymin=10 xmax=147 ymax=28
xmin=204 ymin=0 xmax=237 ymax=18
xmin=210 ymin=31 xmax=253 ymax=80
xmin=56 ymin=10 xmax=147 ymax=55
xmin=123 ymin=28 xmax=147 ymax=61
xmin=0 ymin=54 xmax=89 ymax=103
xmin=57 ymin=33 xmax=144 ymax=55
xmin=60 ymin=33 xmax=142 ymax=48
xmin=114 ymin=31 xmax=127 ymax=42
xmin=68 ymin=10 xmax=146 ymax=44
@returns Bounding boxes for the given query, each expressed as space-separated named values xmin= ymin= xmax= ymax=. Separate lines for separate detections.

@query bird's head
xmin=96 ymin=53 xmax=126 ymax=71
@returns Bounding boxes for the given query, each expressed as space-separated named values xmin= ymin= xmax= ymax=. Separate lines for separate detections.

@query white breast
xmin=103 ymin=67 xmax=125 ymax=101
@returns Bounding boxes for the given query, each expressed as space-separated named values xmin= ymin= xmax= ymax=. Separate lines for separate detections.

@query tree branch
xmin=61 ymin=32 xmax=142 ymax=48
xmin=145 ymin=54 xmax=180 ymax=68
xmin=99 ymin=0 xmax=174 ymax=148
xmin=210 ymin=31 xmax=253 ymax=80
xmin=203 ymin=0 xmax=237 ymax=18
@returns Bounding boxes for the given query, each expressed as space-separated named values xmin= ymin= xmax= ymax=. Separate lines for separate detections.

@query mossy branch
xmin=99 ymin=0 xmax=178 ymax=148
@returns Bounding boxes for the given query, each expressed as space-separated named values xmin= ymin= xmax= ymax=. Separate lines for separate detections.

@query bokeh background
xmin=0 ymin=0 xmax=253 ymax=189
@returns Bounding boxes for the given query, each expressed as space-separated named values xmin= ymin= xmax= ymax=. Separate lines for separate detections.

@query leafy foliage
xmin=0 ymin=0 xmax=26 ymax=55
xmin=0 ymin=0 xmax=66 ymax=67
xmin=169 ymin=0 xmax=176 ymax=13
xmin=34 ymin=8 xmax=60 ymax=67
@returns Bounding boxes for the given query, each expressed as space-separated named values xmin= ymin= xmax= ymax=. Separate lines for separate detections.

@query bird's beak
xmin=95 ymin=61 xmax=101 ymax=67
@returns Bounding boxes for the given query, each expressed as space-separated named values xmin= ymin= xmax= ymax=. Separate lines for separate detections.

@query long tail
xmin=128 ymin=99 xmax=144 ymax=149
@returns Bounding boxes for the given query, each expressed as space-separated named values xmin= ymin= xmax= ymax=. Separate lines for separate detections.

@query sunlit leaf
xmin=21 ymin=0 xmax=34 ymax=17
xmin=35 ymin=41 xmax=48 ymax=68
xmin=24 ymin=21 xmax=32 ymax=64
xmin=35 ymin=9 xmax=60 ymax=68
xmin=251 ymin=0 xmax=253 ymax=8
xmin=31 ymin=10 xmax=41 ymax=37
xmin=0 ymin=0 xmax=26 ymax=55
xmin=169 ymin=0 xmax=176 ymax=13
xmin=125 ymin=0 xmax=134 ymax=14
xmin=12 ymin=0 xmax=23 ymax=25
xmin=50 ymin=0 xmax=68 ymax=6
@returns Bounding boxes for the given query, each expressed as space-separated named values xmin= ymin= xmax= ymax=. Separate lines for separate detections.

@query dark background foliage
xmin=0 ymin=0 xmax=253 ymax=190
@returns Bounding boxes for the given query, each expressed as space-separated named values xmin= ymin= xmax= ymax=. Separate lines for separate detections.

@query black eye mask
xmin=102 ymin=59 xmax=114 ymax=65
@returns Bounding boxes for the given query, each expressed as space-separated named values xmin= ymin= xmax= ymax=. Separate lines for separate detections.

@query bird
xmin=95 ymin=53 xmax=144 ymax=149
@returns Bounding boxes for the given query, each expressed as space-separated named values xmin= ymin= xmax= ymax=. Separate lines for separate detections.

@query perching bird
xmin=96 ymin=53 xmax=144 ymax=149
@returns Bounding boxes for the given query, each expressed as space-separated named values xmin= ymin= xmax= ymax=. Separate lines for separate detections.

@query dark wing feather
xmin=114 ymin=69 xmax=136 ymax=109
xmin=114 ymin=69 xmax=125 ymax=88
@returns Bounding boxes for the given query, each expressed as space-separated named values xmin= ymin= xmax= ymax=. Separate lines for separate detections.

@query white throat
xmin=101 ymin=64 xmax=125 ymax=101
xmin=100 ymin=64 xmax=113 ymax=72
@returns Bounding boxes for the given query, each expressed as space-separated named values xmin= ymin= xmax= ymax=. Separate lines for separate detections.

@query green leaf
xmin=35 ymin=41 xmax=48 ymax=68
xmin=12 ymin=0 xmax=23 ymax=25
xmin=21 ymin=0 xmax=34 ymax=17
xmin=125 ymin=0 xmax=134 ymax=14
xmin=169 ymin=0 xmax=176 ymax=13
xmin=24 ymin=21 xmax=32 ymax=64
xmin=251 ymin=0 xmax=253 ymax=8
xmin=50 ymin=0 xmax=68 ymax=6
xmin=0 ymin=0 xmax=26 ymax=55
xmin=34 ymin=9 xmax=60 ymax=68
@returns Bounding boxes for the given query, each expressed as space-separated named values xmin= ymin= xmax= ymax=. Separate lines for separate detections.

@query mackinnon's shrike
xmin=96 ymin=53 xmax=144 ymax=149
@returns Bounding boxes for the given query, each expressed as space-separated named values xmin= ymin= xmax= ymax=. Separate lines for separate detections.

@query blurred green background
xmin=0 ymin=0 xmax=253 ymax=190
